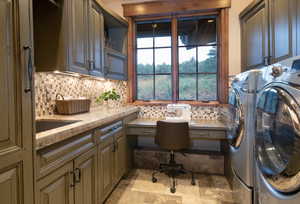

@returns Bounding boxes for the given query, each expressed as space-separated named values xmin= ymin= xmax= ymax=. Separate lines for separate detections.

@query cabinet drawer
xmin=189 ymin=130 xmax=210 ymax=140
xmin=95 ymin=121 xmax=123 ymax=145
xmin=190 ymin=130 xmax=226 ymax=140
xmin=95 ymin=121 xmax=123 ymax=137
xmin=126 ymin=127 xmax=156 ymax=137
xmin=209 ymin=131 xmax=226 ymax=140
xmin=36 ymin=131 xmax=94 ymax=179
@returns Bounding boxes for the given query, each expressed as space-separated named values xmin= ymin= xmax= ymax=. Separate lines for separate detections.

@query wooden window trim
xmin=122 ymin=0 xmax=231 ymax=17
xmin=126 ymin=8 xmax=229 ymax=106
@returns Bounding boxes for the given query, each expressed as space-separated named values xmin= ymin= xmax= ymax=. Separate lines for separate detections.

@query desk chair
xmin=152 ymin=120 xmax=196 ymax=193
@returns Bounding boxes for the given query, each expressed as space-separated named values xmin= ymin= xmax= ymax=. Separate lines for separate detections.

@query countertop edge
xmin=36 ymin=107 xmax=140 ymax=150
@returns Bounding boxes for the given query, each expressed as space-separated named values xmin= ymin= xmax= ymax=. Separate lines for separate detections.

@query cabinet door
xmin=89 ymin=0 xmax=104 ymax=77
xmin=36 ymin=162 xmax=74 ymax=204
xmin=269 ymin=0 xmax=296 ymax=63
xmin=114 ymin=133 xmax=127 ymax=183
xmin=241 ymin=1 xmax=269 ymax=71
xmin=98 ymin=143 xmax=114 ymax=200
xmin=74 ymin=147 xmax=97 ymax=204
xmin=69 ymin=0 xmax=89 ymax=74
xmin=0 ymin=0 xmax=34 ymax=203
xmin=104 ymin=48 xmax=128 ymax=80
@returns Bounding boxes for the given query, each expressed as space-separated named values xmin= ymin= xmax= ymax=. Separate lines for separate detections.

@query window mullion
xmin=171 ymin=17 xmax=178 ymax=102
xmin=153 ymin=26 xmax=155 ymax=100
xmin=196 ymin=46 xmax=199 ymax=101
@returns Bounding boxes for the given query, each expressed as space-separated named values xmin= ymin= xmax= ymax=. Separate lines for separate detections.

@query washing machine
xmin=228 ymin=69 xmax=264 ymax=204
xmin=255 ymin=57 xmax=300 ymax=204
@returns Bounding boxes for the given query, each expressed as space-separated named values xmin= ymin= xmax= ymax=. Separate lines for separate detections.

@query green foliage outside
xmin=137 ymin=47 xmax=217 ymax=101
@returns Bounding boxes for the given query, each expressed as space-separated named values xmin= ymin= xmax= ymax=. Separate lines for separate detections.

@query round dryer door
xmin=228 ymin=88 xmax=245 ymax=149
xmin=256 ymin=86 xmax=300 ymax=193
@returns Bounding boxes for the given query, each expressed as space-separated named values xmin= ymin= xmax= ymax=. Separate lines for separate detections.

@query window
xmin=178 ymin=17 xmax=218 ymax=101
xmin=134 ymin=15 xmax=223 ymax=104
xmin=136 ymin=20 xmax=172 ymax=100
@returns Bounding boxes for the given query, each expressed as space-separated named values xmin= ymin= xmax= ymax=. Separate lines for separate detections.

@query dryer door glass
xmin=228 ymin=89 xmax=245 ymax=148
xmin=256 ymin=87 xmax=300 ymax=193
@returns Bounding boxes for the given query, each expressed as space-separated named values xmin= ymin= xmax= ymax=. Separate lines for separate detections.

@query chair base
xmin=151 ymin=151 xmax=196 ymax=193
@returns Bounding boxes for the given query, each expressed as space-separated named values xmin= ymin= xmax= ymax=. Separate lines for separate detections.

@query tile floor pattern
xmin=105 ymin=169 xmax=235 ymax=204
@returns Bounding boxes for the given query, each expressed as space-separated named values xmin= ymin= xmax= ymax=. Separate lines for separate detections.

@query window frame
xmin=127 ymin=10 xmax=229 ymax=106
xmin=136 ymin=19 xmax=173 ymax=101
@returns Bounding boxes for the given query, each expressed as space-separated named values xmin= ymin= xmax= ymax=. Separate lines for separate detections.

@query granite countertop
xmin=126 ymin=118 xmax=228 ymax=130
xmin=36 ymin=106 xmax=140 ymax=150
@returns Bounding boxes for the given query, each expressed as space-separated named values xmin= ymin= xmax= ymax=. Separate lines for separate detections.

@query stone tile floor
xmin=105 ymin=169 xmax=235 ymax=204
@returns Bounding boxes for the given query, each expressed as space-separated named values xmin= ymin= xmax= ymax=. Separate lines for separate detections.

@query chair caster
xmin=170 ymin=187 xmax=176 ymax=193
xmin=191 ymin=180 xmax=196 ymax=186
xmin=152 ymin=177 xmax=157 ymax=183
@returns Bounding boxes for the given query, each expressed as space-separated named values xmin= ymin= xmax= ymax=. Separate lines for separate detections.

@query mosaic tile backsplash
xmin=35 ymin=72 xmax=128 ymax=117
xmin=137 ymin=105 xmax=227 ymax=121
xmin=35 ymin=72 xmax=231 ymax=120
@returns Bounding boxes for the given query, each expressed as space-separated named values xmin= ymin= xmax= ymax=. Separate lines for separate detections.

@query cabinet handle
xmin=74 ymin=168 xmax=81 ymax=183
xmin=23 ymin=46 xmax=33 ymax=93
xmin=69 ymin=171 xmax=75 ymax=187
xmin=112 ymin=143 xmax=116 ymax=152
xmin=143 ymin=131 xmax=153 ymax=135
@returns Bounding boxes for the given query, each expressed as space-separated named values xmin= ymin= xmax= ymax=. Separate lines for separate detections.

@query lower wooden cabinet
xmin=74 ymin=148 xmax=98 ymax=204
xmin=36 ymin=115 xmax=137 ymax=204
xmin=36 ymin=147 xmax=97 ymax=204
xmin=0 ymin=166 xmax=23 ymax=204
xmin=36 ymin=162 xmax=74 ymax=204
xmin=114 ymin=132 xmax=127 ymax=183
xmin=97 ymin=127 xmax=128 ymax=203
xmin=98 ymin=139 xmax=114 ymax=201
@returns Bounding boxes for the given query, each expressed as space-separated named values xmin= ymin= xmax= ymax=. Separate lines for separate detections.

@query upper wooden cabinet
xmin=103 ymin=14 xmax=128 ymax=80
xmin=0 ymin=0 xmax=35 ymax=203
xmin=241 ymin=1 xmax=269 ymax=71
xmin=240 ymin=0 xmax=299 ymax=71
xmin=33 ymin=0 xmax=128 ymax=80
xmin=69 ymin=0 xmax=90 ymax=74
xmin=34 ymin=0 xmax=100 ymax=75
xmin=89 ymin=1 xmax=105 ymax=76
xmin=269 ymin=0 xmax=297 ymax=63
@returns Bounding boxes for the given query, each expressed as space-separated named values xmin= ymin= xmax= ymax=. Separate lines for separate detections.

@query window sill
xmin=130 ymin=100 xmax=227 ymax=107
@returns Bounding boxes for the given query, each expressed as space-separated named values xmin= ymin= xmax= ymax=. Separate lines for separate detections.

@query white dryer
xmin=255 ymin=57 xmax=300 ymax=204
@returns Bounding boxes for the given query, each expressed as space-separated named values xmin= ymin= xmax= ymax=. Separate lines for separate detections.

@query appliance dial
xmin=271 ymin=66 xmax=283 ymax=78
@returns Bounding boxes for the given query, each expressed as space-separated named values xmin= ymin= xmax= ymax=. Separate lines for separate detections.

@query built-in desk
xmin=126 ymin=118 xmax=228 ymax=152
xmin=127 ymin=118 xmax=228 ymax=139
xmin=126 ymin=119 xmax=230 ymax=174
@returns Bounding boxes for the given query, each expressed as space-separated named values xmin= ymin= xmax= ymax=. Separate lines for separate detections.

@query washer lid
xmin=228 ymin=88 xmax=245 ymax=149
xmin=256 ymin=87 xmax=300 ymax=193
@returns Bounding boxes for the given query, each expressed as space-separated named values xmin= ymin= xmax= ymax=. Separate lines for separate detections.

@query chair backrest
xmin=155 ymin=120 xmax=190 ymax=151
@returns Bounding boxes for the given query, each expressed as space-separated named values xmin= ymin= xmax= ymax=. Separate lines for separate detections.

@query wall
xmin=35 ymin=73 xmax=128 ymax=117
xmin=35 ymin=72 xmax=228 ymax=120
xmin=102 ymin=0 xmax=253 ymax=75
xmin=228 ymin=0 xmax=253 ymax=75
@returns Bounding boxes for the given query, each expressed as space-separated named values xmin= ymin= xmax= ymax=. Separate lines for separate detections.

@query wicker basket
xmin=55 ymin=94 xmax=91 ymax=115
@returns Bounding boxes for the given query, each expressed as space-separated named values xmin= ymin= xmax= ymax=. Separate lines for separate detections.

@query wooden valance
xmin=122 ymin=0 xmax=231 ymax=17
